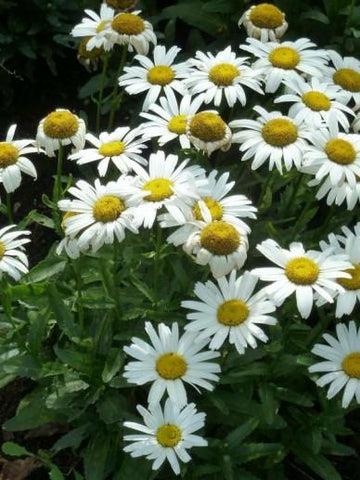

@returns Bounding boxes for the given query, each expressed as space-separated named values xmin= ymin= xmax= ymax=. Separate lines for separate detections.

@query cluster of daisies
xmin=1 ymin=0 xmax=360 ymax=475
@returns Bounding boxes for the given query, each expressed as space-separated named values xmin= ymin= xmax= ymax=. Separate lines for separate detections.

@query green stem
xmin=6 ymin=192 xmax=13 ymax=223
xmin=153 ymin=225 xmax=162 ymax=307
xmin=96 ymin=51 xmax=110 ymax=133
xmin=53 ymin=143 xmax=64 ymax=204
xmin=71 ymin=259 xmax=84 ymax=332
xmin=107 ymin=46 xmax=128 ymax=131
xmin=345 ymin=0 xmax=356 ymax=31
xmin=285 ymin=172 xmax=304 ymax=213
xmin=1 ymin=276 xmax=20 ymax=341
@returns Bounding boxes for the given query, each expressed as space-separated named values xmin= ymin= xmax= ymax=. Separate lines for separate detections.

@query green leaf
xmin=25 ymin=210 xmax=55 ymax=229
xmin=161 ymin=2 xmax=225 ymax=35
xmin=300 ymin=9 xmax=330 ymax=23
xmin=83 ymin=432 xmax=112 ymax=480
xmin=2 ymin=441 xmax=32 ymax=457
xmin=22 ymin=256 xmax=67 ymax=283
xmin=226 ymin=418 xmax=259 ymax=449
xmin=54 ymin=346 xmax=96 ymax=376
xmin=49 ymin=464 xmax=65 ymax=480
xmin=294 ymin=450 xmax=341 ymax=480
xmin=259 ymin=384 xmax=277 ymax=425
xmin=102 ymin=350 xmax=123 ymax=383
xmin=4 ymin=395 xmax=59 ymax=432
xmin=96 ymin=391 xmax=126 ymax=424
xmin=48 ymin=284 xmax=80 ymax=341
xmin=52 ymin=424 xmax=92 ymax=452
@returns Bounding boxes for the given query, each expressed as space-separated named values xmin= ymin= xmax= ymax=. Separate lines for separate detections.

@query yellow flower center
xmin=342 ymin=352 xmax=360 ymax=378
xmin=156 ymin=424 xmax=182 ymax=448
xmin=43 ymin=111 xmax=79 ymax=139
xmin=189 ymin=112 xmax=227 ymax=142
xmin=168 ymin=114 xmax=187 ymax=134
xmin=325 ymin=138 xmax=356 ymax=165
xmin=143 ymin=178 xmax=174 ymax=202
xmin=78 ymin=37 xmax=103 ymax=59
xmin=0 ymin=241 xmax=5 ymax=259
xmin=0 ymin=142 xmax=19 ymax=168
xmin=61 ymin=211 xmax=78 ymax=233
xmin=285 ymin=257 xmax=319 ymax=285
xmin=147 ymin=65 xmax=175 ymax=86
xmin=98 ymin=141 xmax=126 ymax=157
xmin=333 ymin=68 xmax=360 ymax=93
xmin=193 ymin=197 xmax=223 ymax=221
xmin=301 ymin=91 xmax=331 ymax=111
xmin=338 ymin=264 xmax=360 ymax=290
xmin=200 ymin=221 xmax=240 ymax=255
xmin=106 ymin=0 xmax=135 ymax=9
xmin=208 ymin=63 xmax=240 ymax=86
xmin=92 ymin=195 xmax=125 ymax=222
xmin=262 ymin=118 xmax=298 ymax=147
xmin=217 ymin=299 xmax=249 ymax=326
xmin=269 ymin=46 xmax=300 ymax=70
xmin=249 ymin=3 xmax=283 ymax=29
xmin=156 ymin=353 xmax=187 ymax=380
xmin=111 ymin=13 xmax=145 ymax=35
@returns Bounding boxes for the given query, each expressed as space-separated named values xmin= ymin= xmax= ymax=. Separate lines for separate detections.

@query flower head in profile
xmin=109 ymin=10 xmax=156 ymax=55
xmin=238 ymin=3 xmax=288 ymax=42
xmin=311 ymin=176 xmax=360 ymax=210
xmin=186 ymin=111 xmax=232 ymax=156
xmin=323 ymin=50 xmax=360 ymax=106
xmin=71 ymin=3 xmax=115 ymax=51
xmin=0 ymin=225 xmax=31 ymax=281
xmin=106 ymin=0 xmax=137 ymax=9
xmin=77 ymin=37 xmax=104 ymax=72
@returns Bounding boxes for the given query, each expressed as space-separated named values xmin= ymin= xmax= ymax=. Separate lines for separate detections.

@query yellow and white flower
xmin=184 ymin=46 xmax=263 ymax=107
xmin=71 ymin=3 xmax=115 ymax=51
xmin=69 ymin=126 xmax=148 ymax=176
xmin=119 ymin=45 xmax=188 ymax=111
xmin=241 ymin=38 xmax=328 ymax=93
xmin=238 ymin=3 xmax=288 ymax=42
xmin=109 ymin=10 xmax=156 ymax=55
xmin=309 ymin=321 xmax=360 ymax=408
xmin=77 ymin=37 xmax=104 ymax=72
xmin=0 ymin=225 xmax=31 ymax=281
xmin=123 ymin=399 xmax=207 ymax=475
xmin=0 ymin=125 xmax=38 ymax=193
xmin=36 ymin=109 xmax=86 ymax=157
xmin=186 ymin=111 xmax=232 ymax=156
xmin=309 ymin=176 xmax=360 ymax=210
xmin=323 ymin=50 xmax=360 ymax=106
xmin=353 ymin=113 xmax=360 ymax=133
xmin=105 ymin=0 xmax=137 ymax=9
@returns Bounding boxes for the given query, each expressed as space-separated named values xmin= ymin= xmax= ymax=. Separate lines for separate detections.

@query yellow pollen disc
xmin=147 ymin=65 xmax=175 ymax=86
xmin=0 ymin=241 xmax=5 ymax=259
xmin=333 ymin=68 xmax=360 ymax=93
xmin=208 ymin=63 xmax=240 ymax=86
xmin=0 ymin=142 xmax=19 ymax=168
xmin=93 ymin=195 xmax=125 ymax=223
xmin=189 ymin=112 xmax=227 ymax=142
xmin=167 ymin=114 xmax=187 ymax=134
xmin=285 ymin=257 xmax=319 ymax=285
xmin=78 ymin=37 xmax=103 ymax=59
xmin=338 ymin=264 xmax=360 ymax=290
xmin=249 ymin=3 xmax=283 ymax=29
xmin=156 ymin=353 xmax=187 ymax=380
xmin=98 ymin=140 xmax=126 ymax=157
xmin=61 ymin=211 xmax=78 ymax=232
xmin=96 ymin=20 xmax=107 ymax=33
xmin=106 ymin=0 xmax=135 ymax=9
xmin=269 ymin=46 xmax=300 ymax=70
xmin=156 ymin=424 xmax=182 ymax=448
xmin=193 ymin=197 xmax=223 ymax=221
xmin=200 ymin=221 xmax=240 ymax=255
xmin=111 ymin=13 xmax=145 ymax=35
xmin=143 ymin=178 xmax=173 ymax=202
xmin=43 ymin=111 xmax=79 ymax=139
xmin=325 ymin=138 xmax=356 ymax=165
xmin=302 ymin=91 xmax=331 ymax=111
xmin=342 ymin=352 xmax=360 ymax=378
xmin=262 ymin=118 xmax=298 ymax=147
xmin=217 ymin=299 xmax=249 ymax=326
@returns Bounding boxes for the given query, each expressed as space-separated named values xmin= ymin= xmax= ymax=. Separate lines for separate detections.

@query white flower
xmin=69 ymin=127 xmax=148 ymax=176
xmin=310 ymin=176 xmax=360 ymax=210
xmin=182 ymin=271 xmax=276 ymax=354
xmin=183 ymin=46 xmax=263 ymax=107
xmin=301 ymin=114 xmax=360 ymax=188
xmin=58 ymin=177 xmax=139 ymax=252
xmin=238 ymin=3 xmax=288 ymax=42
xmin=109 ymin=10 xmax=156 ymax=55
xmin=36 ymin=109 xmax=86 ymax=157
xmin=252 ymin=239 xmax=352 ymax=319
xmin=77 ymin=37 xmax=104 ymax=72
xmin=71 ymin=3 xmax=115 ymax=51
xmin=186 ymin=111 xmax=232 ymax=156
xmin=139 ymin=93 xmax=203 ymax=149
xmin=353 ymin=113 xmax=360 ymax=133
xmin=124 ymin=322 xmax=220 ymax=407
xmin=241 ymin=38 xmax=328 ymax=93
xmin=309 ymin=321 xmax=360 ymax=408
xmin=0 ymin=125 xmax=38 ymax=193
xmin=230 ymin=106 xmax=309 ymax=174
xmin=123 ymin=399 xmax=207 ymax=475
xmin=119 ymin=45 xmax=188 ymax=111
xmin=0 ymin=225 xmax=30 ymax=281
xmin=275 ymin=76 xmax=354 ymax=131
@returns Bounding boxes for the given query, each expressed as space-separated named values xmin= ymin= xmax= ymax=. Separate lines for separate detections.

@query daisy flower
xmin=0 ymin=124 xmax=38 ymax=193
xmin=241 ymin=38 xmax=328 ymax=93
xmin=128 ymin=150 xmax=203 ymax=229
xmin=309 ymin=176 xmax=360 ymax=210
xmin=58 ymin=177 xmax=139 ymax=252
xmin=186 ymin=111 xmax=232 ymax=156
xmin=56 ymin=212 xmax=82 ymax=259
xmin=69 ymin=126 xmax=148 ymax=176
xmin=77 ymin=37 xmax=104 ymax=72
xmin=123 ymin=399 xmax=207 ymax=475
xmin=182 ymin=271 xmax=276 ymax=354
xmin=109 ymin=10 xmax=156 ymax=55
xmin=353 ymin=113 xmax=360 ymax=133
xmin=36 ymin=109 xmax=86 ymax=157
xmin=124 ymin=322 xmax=220 ymax=407
xmin=230 ymin=106 xmax=309 ymax=174
xmin=252 ymin=239 xmax=352 ymax=319
xmin=238 ymin=3 xmax=288 ymax=42
xmin=71 ymin=3 xmax=115 ymax=51
xmin=106 ymin=0 xmax=136 ymax=9
xmin=301 ymin=114 xmax=360 ymax=188
xmin=0 ymin=225 xmax=30 ymax=281
xmin=323 ymin=50 xmax=360 ymax=106
xmin=275 ymin=76 xmax=354 ymax=131
xmin=119 ymin=45 xmax=188 ymax=111
xmin=139 ymin=93 xmax=203 ymax=149
xmin=184 ymin=46 xmax=263 ymax=107
xmin=309 ymin=321 xmax=360 ymax=408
